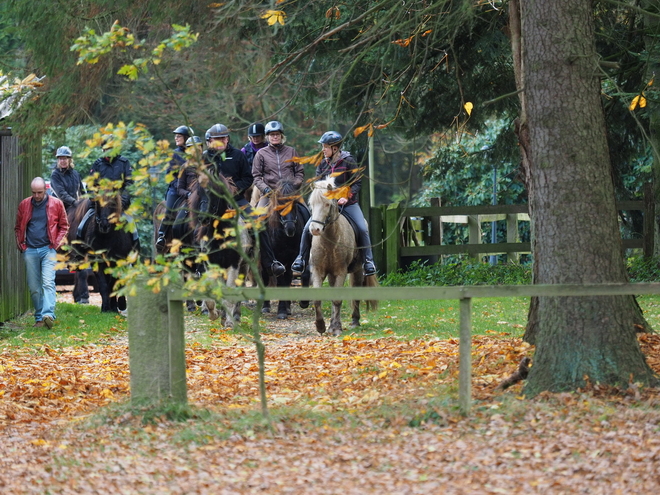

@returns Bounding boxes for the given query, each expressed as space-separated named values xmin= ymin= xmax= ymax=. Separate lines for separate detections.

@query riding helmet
xmin=206 ymin=123 xmax=230 ymax=140
xmin=264 ymin=121 xmax=284 ymax=135
xmin=185 ymin=135 xmax=203 ymax=147
xmin=55 ymin=146 xmax=72 ymax=158
xmin=318 ymin=131 xmax=343 ymax=146
xmin=248 ymin=123 xmax=266 ymax=136
xmin=173 ymin=125 xmax=194 ymax=137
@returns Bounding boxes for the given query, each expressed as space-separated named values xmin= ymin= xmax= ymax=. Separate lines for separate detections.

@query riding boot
xmin=291 ymin=228 xmax=312 ymax=274
xmin=259 ymin=230 xmax=285 ymax=277
xmin=357 ymin=224 xmax=377 ymax=276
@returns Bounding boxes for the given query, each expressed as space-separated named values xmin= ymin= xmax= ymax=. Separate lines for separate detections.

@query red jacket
xmin=14 ymin=195 xmax=69 ymax=252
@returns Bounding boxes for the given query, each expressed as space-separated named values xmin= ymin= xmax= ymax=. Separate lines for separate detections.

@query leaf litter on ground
xmin=1 ymin=304 xmax=660 ymax=494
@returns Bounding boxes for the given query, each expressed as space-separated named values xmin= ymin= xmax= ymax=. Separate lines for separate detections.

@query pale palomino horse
xmin=307 ymin=177 xmax=377 ymax=335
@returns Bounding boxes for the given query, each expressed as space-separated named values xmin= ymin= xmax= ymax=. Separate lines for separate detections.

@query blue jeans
xmin=23 ymin=246 xmax=57 ymax=322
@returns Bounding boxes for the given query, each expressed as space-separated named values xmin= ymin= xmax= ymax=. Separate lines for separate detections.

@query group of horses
xmin=64 ymin=174 xmax=377 ymax=336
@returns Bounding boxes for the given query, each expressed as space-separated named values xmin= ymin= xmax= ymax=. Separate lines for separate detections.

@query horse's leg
xmin=328 ymin=274 xmax=346 ymax=336
xmin=95 ymin=270 xmax=113 ymax=313
xmin=299 ymin=266 xmax=311 ymax=309
xmin=350 ymin=272 xmax=361 ymax=328
xmin=277 ymin=270 xmax=293 ymax=319
xmin=311 ymin=268 xmax=326 ymax=334
xmin=205 ymin=300 xmax=220 ymax=321
xmin=223 ymin=265 xmax=242 ymax=328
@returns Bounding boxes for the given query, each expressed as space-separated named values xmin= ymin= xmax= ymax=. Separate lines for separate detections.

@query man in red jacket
xmin=14 ymin=177 xmax=69 ymax=328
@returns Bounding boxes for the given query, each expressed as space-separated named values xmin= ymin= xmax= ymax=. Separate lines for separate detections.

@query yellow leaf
xmin=630 ymin=95 xmax=646 ymax=111
xmin=288 ymin=151 xmax=323 ymax=166
xmin=353 ymin=124 xmax=373 ymax=138
xmin=325 ymin=185 xmax=351 ymax=200
xmin=326 ymin=6 xmax=341 ymax=19
xmin=261 ymin=10 xmax=286 ymax=26
xmin=279 ymin=201 xmax=294 ymax=216
xmin=464 ymin=101 xmax=474 ymax=116
xmin=392 ymin=37 xmax=413 ymax=47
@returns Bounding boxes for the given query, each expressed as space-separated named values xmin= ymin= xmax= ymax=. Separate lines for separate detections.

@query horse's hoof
xmin=277 ymin=312 xmax=288 ymax=320
xmin=316 ymin=321 xmax=326 ymax=334
xmin=350 ymin=320 xmax=360 ymax=328
xmin=208 ymin=311 xmax=219 ymax=321
xmin=331 ymin=328 xmax=342 ymax=337
xmin=299 ymin=301 xmax=310 ymax=309
xmin=262 ymin=306 xmax=271 ymax=314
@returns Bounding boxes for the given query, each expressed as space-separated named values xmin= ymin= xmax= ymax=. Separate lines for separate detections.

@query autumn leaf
xmin=464 ymin=101 xmax=474 ymax=116
xmin=325 ymin=185 xmax=351 ymax=200
xmin=288 ymin=151 xmax=323 ymax=166
xmin=630 ymin=94 xmax=647 ymax=111
xmin=353 ymin=124 xmax=374 ymax=138
xmin=326 ymin=6 xmax=341 ymax=19
xmin=262 ymin=10 xmax=287 ymax=26
xmin=393 ymin=36 xmax=413 ymax=47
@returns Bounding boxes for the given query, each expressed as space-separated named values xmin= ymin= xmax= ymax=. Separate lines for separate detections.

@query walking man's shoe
xmin=33 ymin=321 xmax=44 ymax=328
xmin=43 ymin=315 xmax=54 ymax=329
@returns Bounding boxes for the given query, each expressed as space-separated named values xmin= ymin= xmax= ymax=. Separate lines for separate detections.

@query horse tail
xmin=363 ymin=272 xmax=379 ymax=311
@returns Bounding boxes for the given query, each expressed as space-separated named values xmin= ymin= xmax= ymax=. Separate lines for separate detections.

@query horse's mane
xmin=267 ymin=180 xmax=299 ymax=230
xmin=309 ymin=177 xmax=336 ymax=211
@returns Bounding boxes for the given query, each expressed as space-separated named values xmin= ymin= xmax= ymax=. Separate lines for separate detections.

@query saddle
xmin=339 ymin=208 xmax=360 ymax=246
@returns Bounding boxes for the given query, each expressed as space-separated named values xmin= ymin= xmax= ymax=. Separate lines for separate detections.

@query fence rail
xmin=368 ymin=196 xmax=653 ymax=274
xmin=127 ymin=281 xmax=660 ymax=416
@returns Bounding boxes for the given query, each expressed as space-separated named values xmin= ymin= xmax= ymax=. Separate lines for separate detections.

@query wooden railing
xmin=126 ymin=280 xmax=660 ymax=416
xmin=368 ymin=197 xmax=654 ymax=275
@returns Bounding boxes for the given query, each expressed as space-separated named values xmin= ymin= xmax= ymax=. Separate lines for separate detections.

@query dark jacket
xmin=252 ymin=143 xmax=303 ymax=194
xmin=166 ymin=146 xmax=187 ymax=192
xmin=89 ymin=155 xmax=133 ymax=208
xmin=316 ymin=151 xmax=361 ymax=206
xmin=241 ymin=141 xmax=267 ymax=168
xmin=203 ymin=144 xmax=253 ymax=202
xmin=50 ymin=166 xmax=84 ymax=210
xmin=15 ymin=195 xmax=69 ymax=252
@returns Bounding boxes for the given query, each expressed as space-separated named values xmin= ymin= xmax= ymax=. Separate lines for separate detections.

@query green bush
xmin=382 ymin=256 xmax=660 ymax=287
xmin=380 ymin=260 xmax=532 ymax=287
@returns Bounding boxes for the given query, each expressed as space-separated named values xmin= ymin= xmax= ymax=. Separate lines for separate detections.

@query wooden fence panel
xmin=0 ymin=131 xmax=42 ymax=322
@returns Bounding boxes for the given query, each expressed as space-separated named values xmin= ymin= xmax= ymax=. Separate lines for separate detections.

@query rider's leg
xmin=342 ymin=204 xmax=377 ymax=276
xmin=243 ymin=199 xmax=285 ymax=277
xmin=291 ymin=217 xmax=313 ymax=274
xmin=157 ymin=187 xmax=178 ymax=249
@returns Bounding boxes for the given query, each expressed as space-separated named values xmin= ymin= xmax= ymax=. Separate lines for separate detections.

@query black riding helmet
xmin=248 ymin=123 xmax=265 ymax=137
xmin=173 ymin=125 xmax=194 ymax=138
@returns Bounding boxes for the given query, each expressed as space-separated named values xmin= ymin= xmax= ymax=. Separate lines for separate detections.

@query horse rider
xmin=241 ymin=122 xmax=267 ymax=168
xmin=291 ymin=131 xmax=377 ymax=277
xmin=202 ymin=123 xmax=286 ymax=277
xmin=251 ymin=120 xmax=304 ymax=209
xmin=156 ymin=125 xmax=194 ymax=251
xmin=49 ymin=145 xmax=90 ymax=304
xmin=79 ymin=141 xmax=139 ymax=249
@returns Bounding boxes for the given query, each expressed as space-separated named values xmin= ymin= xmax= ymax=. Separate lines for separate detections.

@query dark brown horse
xmin=67 ymin=194 xmax=135 ymax=313
xmin=190 ymin=173 xmax=251 ymax=327
xmin=307 ymin=178 xmax=378 ymax=335
xmin=257 ymin=181 xmax=311 ymax=319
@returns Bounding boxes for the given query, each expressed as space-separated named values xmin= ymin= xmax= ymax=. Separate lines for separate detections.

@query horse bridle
xmin=310 ymin=200 xmax=341 ymax=228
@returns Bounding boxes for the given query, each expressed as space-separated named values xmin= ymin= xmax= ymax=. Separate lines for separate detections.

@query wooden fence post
xmin=644 ymin=183 xmax=655 ymax=258
xmin=127 ymin=276 xmax=187 ymax=406
xmin=384 ymin=203 xmax=402 ymax=274
xmin=506 ymin=214 xmax=520 ymax=263
xmin=468 ymin=215 xmax=481 ymax=260
xmin=459 ymin=296 xmax=472 ymax=415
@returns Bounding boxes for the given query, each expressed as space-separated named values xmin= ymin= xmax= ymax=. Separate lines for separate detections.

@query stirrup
xmin=271 ymin=261 xmax=286 ymax=277
xmin=363 ymin=260 xmax=377 ymax=276
xmin=291 ymin=257 xmax=306 ymax=275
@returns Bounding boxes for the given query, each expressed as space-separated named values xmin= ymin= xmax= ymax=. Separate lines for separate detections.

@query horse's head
xmin=308 ymin=178 xmax=337 ymax=236
xmin=94 ymin=193 xmax=122 ymax=234
xmin=268 ymin=181 xmax=298 ymax=237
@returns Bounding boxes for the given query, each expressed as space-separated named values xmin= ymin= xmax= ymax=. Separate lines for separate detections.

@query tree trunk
xmin=514 ymin=0 xmax=658 ymax=393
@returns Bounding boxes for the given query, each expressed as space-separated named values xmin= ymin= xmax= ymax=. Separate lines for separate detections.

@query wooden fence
xmin=127 ymin=280 xmax=660 ymax=416
xmin=0 ymin=130 xmax=41 ymax=322
xmin=367 ymin=197 xmax=654 ymax=275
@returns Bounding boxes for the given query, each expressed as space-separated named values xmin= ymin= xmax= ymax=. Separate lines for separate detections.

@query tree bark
xmin=513 ymin=0 xmax=658 ymax=393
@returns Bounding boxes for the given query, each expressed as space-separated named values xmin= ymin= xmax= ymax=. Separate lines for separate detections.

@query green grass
xmin=0 ymin=302 xmax=127 ymax=349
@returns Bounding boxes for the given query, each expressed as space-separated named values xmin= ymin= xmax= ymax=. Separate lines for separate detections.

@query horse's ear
xmin=326 ymin=183 xmax=333 ymax=191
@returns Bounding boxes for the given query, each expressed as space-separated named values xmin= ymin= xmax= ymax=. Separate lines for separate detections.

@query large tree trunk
xmin=513 ymin=0 xmax=658 ymax=394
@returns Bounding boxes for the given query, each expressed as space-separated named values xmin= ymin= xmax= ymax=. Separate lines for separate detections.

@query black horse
xmin=67 ymin=195 xmax=136 ymax=313
xmin=259 ymin=181 xmax=311 ymax=319
xmin=191 ymin=174 xmax=249 ymax=327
